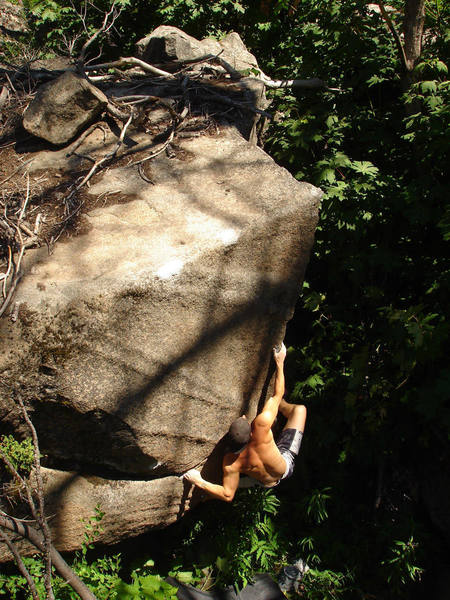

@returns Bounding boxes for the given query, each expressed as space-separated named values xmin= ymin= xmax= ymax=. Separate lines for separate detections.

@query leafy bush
xmin=166 ymin=488 xmax=285 ymax=589
xmin=0 ymin=435 xmax=35 ymax=475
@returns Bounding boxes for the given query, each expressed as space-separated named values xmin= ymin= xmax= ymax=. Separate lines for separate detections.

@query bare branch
xmin=0 ymin=514 xmax=98 ymax=600
xmin=66 ymin=122 xmax=109 ymax=157
xmin=17 ymin=396 xmax=54 ymax=600
xmin=85 ymin=56 xmax=174 ymax=78
xmin=209 ymin=57 xmax=340 ymax=92
xmin=0 ymin=529 xmax=40 ymax=600
xmin=78 ymin=1 xmax=121 ymax=66
xmin=0 ymin=159 xmax=34 ymax=187
xmin=129 ymin=126 xmax=176 ymax=167
xmin=378 ymin=1 xmax=408 ymax=71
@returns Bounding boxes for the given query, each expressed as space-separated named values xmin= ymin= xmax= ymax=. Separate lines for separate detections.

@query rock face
xmin=1 ymin=128 xmax=320 ymax=473
xmin=0 ymin=128 xmax=321 ymax=553
xmin=0 ymin=0 xmax=27 ymax=35
xmin=0 ymin=468 xmax=185 ymax=562
xmin=22 ymin=71 xmax=108 ymax=145
xmin=136 ymin=26 xmax=259 ymax=74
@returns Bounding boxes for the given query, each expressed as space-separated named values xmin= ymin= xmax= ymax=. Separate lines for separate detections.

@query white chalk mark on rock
xmin=155 ymin=259 xmax=184 ymax=279
xmin=219 ymin=228 xmax=239 ymax=245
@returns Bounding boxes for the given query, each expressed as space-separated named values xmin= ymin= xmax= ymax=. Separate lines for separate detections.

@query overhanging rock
xmin=0 ymin=127 xmax=321 ymax=553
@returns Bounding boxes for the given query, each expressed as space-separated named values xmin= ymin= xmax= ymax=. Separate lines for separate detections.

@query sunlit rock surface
xmin=0 ymin=126 xmax=321 ymax=555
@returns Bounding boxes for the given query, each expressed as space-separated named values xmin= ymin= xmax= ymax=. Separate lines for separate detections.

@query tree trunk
xmin=403 ymin=0 xmax=425 ymax=72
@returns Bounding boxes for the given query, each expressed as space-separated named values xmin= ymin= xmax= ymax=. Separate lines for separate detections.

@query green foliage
xmin=0 ymin=546 xmax=122 ymax=600
xmin=115 ymin=572 xmax=178 ymax=600
xmin=382 ymin=536 xmax=424 ymax=592
xmin=21 ymin=0 xmax=131 ymax=57
xmin=213 ymin=489 xmax=283 ymax=587
xmin=167 ymin=488 xmax=284 ymax=590
xmin=79 ymin=503 xmax=105 ymax=556
xmin=304 ymin=487 xmax=331 ymax=525
xmin=259 ymin=2 xmax=448 ymax=597
xmin=0 ymin=504 xmax=121 ymax=599
xmin=300 ymin=568 xmax=350 ymax=600
xmin=0 ymin=435 xmax=35 ymax=474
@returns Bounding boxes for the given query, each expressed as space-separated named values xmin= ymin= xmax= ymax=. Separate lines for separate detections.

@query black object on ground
xmin=166 ymin=573 xmax=286 ymax=599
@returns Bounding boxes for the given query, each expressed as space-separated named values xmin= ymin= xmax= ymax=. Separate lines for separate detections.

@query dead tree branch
xmin=0 ymin=528 xmax=40 ymax=600
xmin=0 ymin=400 xmax=99 ymax=600
xmin=378 ymin=1 xmax=408 ymax=71
xmin=0 ymin=159 xmax=34 ymax=187
xmin=85 ymin=56 xmax=174 ymax=79
xmin=77 ymin=1 xmax=121 ymax=68
xmin=17 ymin=396 xmax=54 ymax=600
xmin=0 ymin=514 xmax=98 ymax=600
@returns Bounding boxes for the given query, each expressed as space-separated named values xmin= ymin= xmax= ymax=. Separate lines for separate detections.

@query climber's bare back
xmin=224 ymin=413 xmax=286 ymax=486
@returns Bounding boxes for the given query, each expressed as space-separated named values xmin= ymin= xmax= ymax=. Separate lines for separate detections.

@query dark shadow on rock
xmin=256 ymin=354 xmax=276 ymax=416
xmin=198 ymin=434 xmax=229 ymax=484
xmin=177 ymin=434 xmax=230 ymax=518
xmin=177 ymin=478 xmax=194 ymax=519
xmin=13 ymin=123 xmax=60 ymax=154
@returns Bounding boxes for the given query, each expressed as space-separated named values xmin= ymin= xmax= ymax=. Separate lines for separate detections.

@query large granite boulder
xmin=136 ymin=26 xmax=259 ymax=74
xmin=1 ymin=78 xmax=321 ymax=555
xmin=22 ymin=71 xmax=108 ymax=145
xmin=1 ymin=128 xmax=320 ymax=475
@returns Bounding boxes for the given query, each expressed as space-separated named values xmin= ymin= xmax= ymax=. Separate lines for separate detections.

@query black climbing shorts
xmin=276 ymin=428 xmax=303 ymax=481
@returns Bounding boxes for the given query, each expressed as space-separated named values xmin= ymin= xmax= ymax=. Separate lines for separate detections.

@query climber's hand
xmin=183 ymin=468 xmax=202 ymax=485
xmin=273 ymin=342 xmax=286 ymax=365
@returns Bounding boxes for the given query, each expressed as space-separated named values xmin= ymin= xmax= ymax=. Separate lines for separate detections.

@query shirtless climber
xmin=183 ymin=343 xmax=307 ymax=501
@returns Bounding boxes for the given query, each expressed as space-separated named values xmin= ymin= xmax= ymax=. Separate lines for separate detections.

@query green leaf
xmin=115 ymin=580 xmax=140 ymax=600
xmin=420 ymin=80 xmax=437 ymax=93
xmin=173 ymin=571 xmax=194 ymax=584
xmin=435 ymin=60 xmax=448 ymax=73
xmin=319 ymin=168 xmax=336 ymax=183
xmin=216 ymin=556 xmax=228 ymax=572
xmin=140 ymin=575 xmax=161 ymax=593
xmin=350 ymin=161 xmax=379 ymax=177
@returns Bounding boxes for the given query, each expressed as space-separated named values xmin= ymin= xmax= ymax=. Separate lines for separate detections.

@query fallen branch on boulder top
xmin=66 ymin=121 xmax=109 ymax=157
xmin=0 ymin=159 xmax=34 ymax=187
xmin=85 ymin=56 xmax=174 ymax=79
xmin=258 ymin=74 xmax=341 ymax=92
xmin=193 ymin=87 xmax=272 ymax=118
xmin=65 ymin=110 xmax=134 ymax=202
xmin=84 ymin=54 xmax=341 ymax=93
xmin=0 ymin=176 xmax=38 ymax=318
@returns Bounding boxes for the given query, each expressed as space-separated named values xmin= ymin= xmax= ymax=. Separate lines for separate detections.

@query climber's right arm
xmin=183 ymin=459 xmax=240 ymax=502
